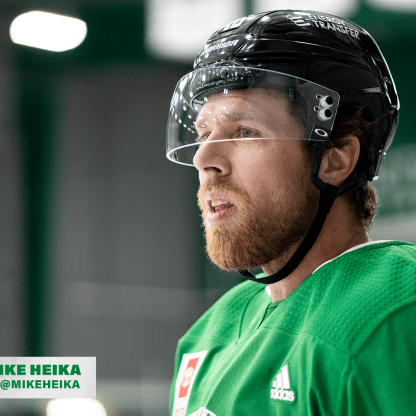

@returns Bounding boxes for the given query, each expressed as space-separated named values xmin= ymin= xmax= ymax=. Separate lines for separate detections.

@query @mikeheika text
xmin=1 ymin=379 xmax=80 ymax=390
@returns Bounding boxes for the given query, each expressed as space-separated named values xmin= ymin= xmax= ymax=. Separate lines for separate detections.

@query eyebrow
xmin=196 ymin=111 xmax=258 ymax=126
xmin=224 ymin=112 xmax=256 ymax=122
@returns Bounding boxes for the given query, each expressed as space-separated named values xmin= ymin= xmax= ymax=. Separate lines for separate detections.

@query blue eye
xmin=241 ymin=128 xmax=253 ymax=138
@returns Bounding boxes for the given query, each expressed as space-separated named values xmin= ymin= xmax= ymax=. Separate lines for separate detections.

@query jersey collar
xmin=311 ymin=240 xmax=393 ymax=275
xmin=264 ymin=240 xmax=393 ymax=298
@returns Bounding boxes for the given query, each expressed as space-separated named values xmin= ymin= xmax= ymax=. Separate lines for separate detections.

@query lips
xmin=210 ymin=200 xmax=235 ymax=212
xmin=205 ymin=193 xmax=237 ymax=213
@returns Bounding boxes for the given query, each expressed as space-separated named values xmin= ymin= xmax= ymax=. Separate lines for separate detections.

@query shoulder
xmin=309 ymin=241 xmax=416 ymax=352
xmin=337 ymin=301 xmax=416 ymax=415
xmin=316 ymin=240 xmax=416 ymax=279
xmin=262 ymin=241 xmax=416 ymax=354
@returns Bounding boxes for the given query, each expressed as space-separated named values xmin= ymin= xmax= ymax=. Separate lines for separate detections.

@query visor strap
xmin=238 ymin=183 xmax=338 ymax=285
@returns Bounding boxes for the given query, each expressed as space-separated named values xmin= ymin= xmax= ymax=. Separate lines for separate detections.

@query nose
xmin=193 ymin=135 xmax=231 ymax=179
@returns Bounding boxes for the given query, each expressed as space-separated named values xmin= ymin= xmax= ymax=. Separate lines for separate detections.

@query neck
xmin=263 ymin=197 xmax=369 ymax=302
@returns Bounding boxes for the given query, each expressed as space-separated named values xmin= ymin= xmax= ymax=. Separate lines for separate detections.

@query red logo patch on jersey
xmin=173 ymin=350 xmax=208 ymax=416
xmin=179 ymin=358 xmax=199 ymax=398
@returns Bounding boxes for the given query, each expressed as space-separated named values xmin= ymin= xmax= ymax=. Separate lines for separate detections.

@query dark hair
xmin=302 ymin=104 xmax=378 ymax=231
xmin=330 ymin=105 xmax=377 ymax=230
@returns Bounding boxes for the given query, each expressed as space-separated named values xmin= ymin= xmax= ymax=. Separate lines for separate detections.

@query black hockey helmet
xmin=193 ymin=10 xmax=398 ymax=185
xmin=166 ymin=10 xmax=399 ymax=284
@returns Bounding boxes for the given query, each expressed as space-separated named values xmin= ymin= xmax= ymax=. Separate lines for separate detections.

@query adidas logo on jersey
xmin=270 ymin=365 xmax=295 ymax=402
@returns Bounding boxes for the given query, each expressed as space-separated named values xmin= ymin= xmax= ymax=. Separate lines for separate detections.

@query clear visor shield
xmin=166 ymin=65 xmax=340 ymax=166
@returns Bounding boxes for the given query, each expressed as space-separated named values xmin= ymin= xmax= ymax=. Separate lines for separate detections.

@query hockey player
xmin=166 ymin=10 xmax=416 ymax=416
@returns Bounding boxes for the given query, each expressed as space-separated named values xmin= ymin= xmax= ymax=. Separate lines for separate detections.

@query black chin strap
xmin=238 ymin=183 xmax=338 ymax=285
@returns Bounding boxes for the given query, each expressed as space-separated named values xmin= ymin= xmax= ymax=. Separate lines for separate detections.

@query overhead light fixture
xmin=46 ymin=398 xmax=107 ymax=416
xmin=10 ymin=11 xmax=87 ymax=52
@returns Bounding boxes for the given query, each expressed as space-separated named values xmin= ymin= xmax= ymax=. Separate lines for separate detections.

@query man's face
xmin=193 ymin=88 xmax=319 ymax=271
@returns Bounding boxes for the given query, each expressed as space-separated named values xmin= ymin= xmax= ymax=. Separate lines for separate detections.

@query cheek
xmin=239 ymin=141 xmax=290 ymax=178
xmin=234 ymin=150 xmax=283 ymax=201
xmin=235 ymin=141 xmax=306 ymax=200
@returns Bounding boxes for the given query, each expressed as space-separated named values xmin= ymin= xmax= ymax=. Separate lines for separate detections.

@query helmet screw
xmin=220 ymin=68 xmax=229 ymax=78
xmin=325 ymin=96 xmax=334 ymax=105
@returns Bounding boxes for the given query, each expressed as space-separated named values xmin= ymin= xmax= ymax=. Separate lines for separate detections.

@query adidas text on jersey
xmin=270 ymin=365 xmax=295 ymax=402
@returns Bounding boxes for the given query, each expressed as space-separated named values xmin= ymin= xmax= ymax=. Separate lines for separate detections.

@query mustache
xmin=197 ymin=179 xmax=251 ymax=212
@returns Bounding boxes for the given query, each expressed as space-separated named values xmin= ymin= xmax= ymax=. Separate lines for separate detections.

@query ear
xmin=319 ymin=135 xmax=360 ymax=186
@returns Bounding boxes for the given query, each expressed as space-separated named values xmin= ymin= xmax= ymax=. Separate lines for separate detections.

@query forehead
xmin=198 ymin=88 xmax=289 ymax=116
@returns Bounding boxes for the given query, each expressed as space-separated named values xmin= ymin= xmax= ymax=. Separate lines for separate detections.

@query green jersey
xmin=170 ymin=241 xmax=416 ymax=416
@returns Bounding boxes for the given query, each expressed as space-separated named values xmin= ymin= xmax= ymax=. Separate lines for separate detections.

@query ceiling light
xmin=10 ymin=11 xmax=87 ymax=52
xmin=46 ymin=398 xmax=106 ymax=416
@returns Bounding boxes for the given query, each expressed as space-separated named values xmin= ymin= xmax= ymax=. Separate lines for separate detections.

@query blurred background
xmin=0 ymin=0 xmax=415 ymax=415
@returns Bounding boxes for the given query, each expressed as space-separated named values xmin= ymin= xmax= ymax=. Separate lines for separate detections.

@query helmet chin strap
xmin=238 ymin=140 xmax=339 ymax=285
